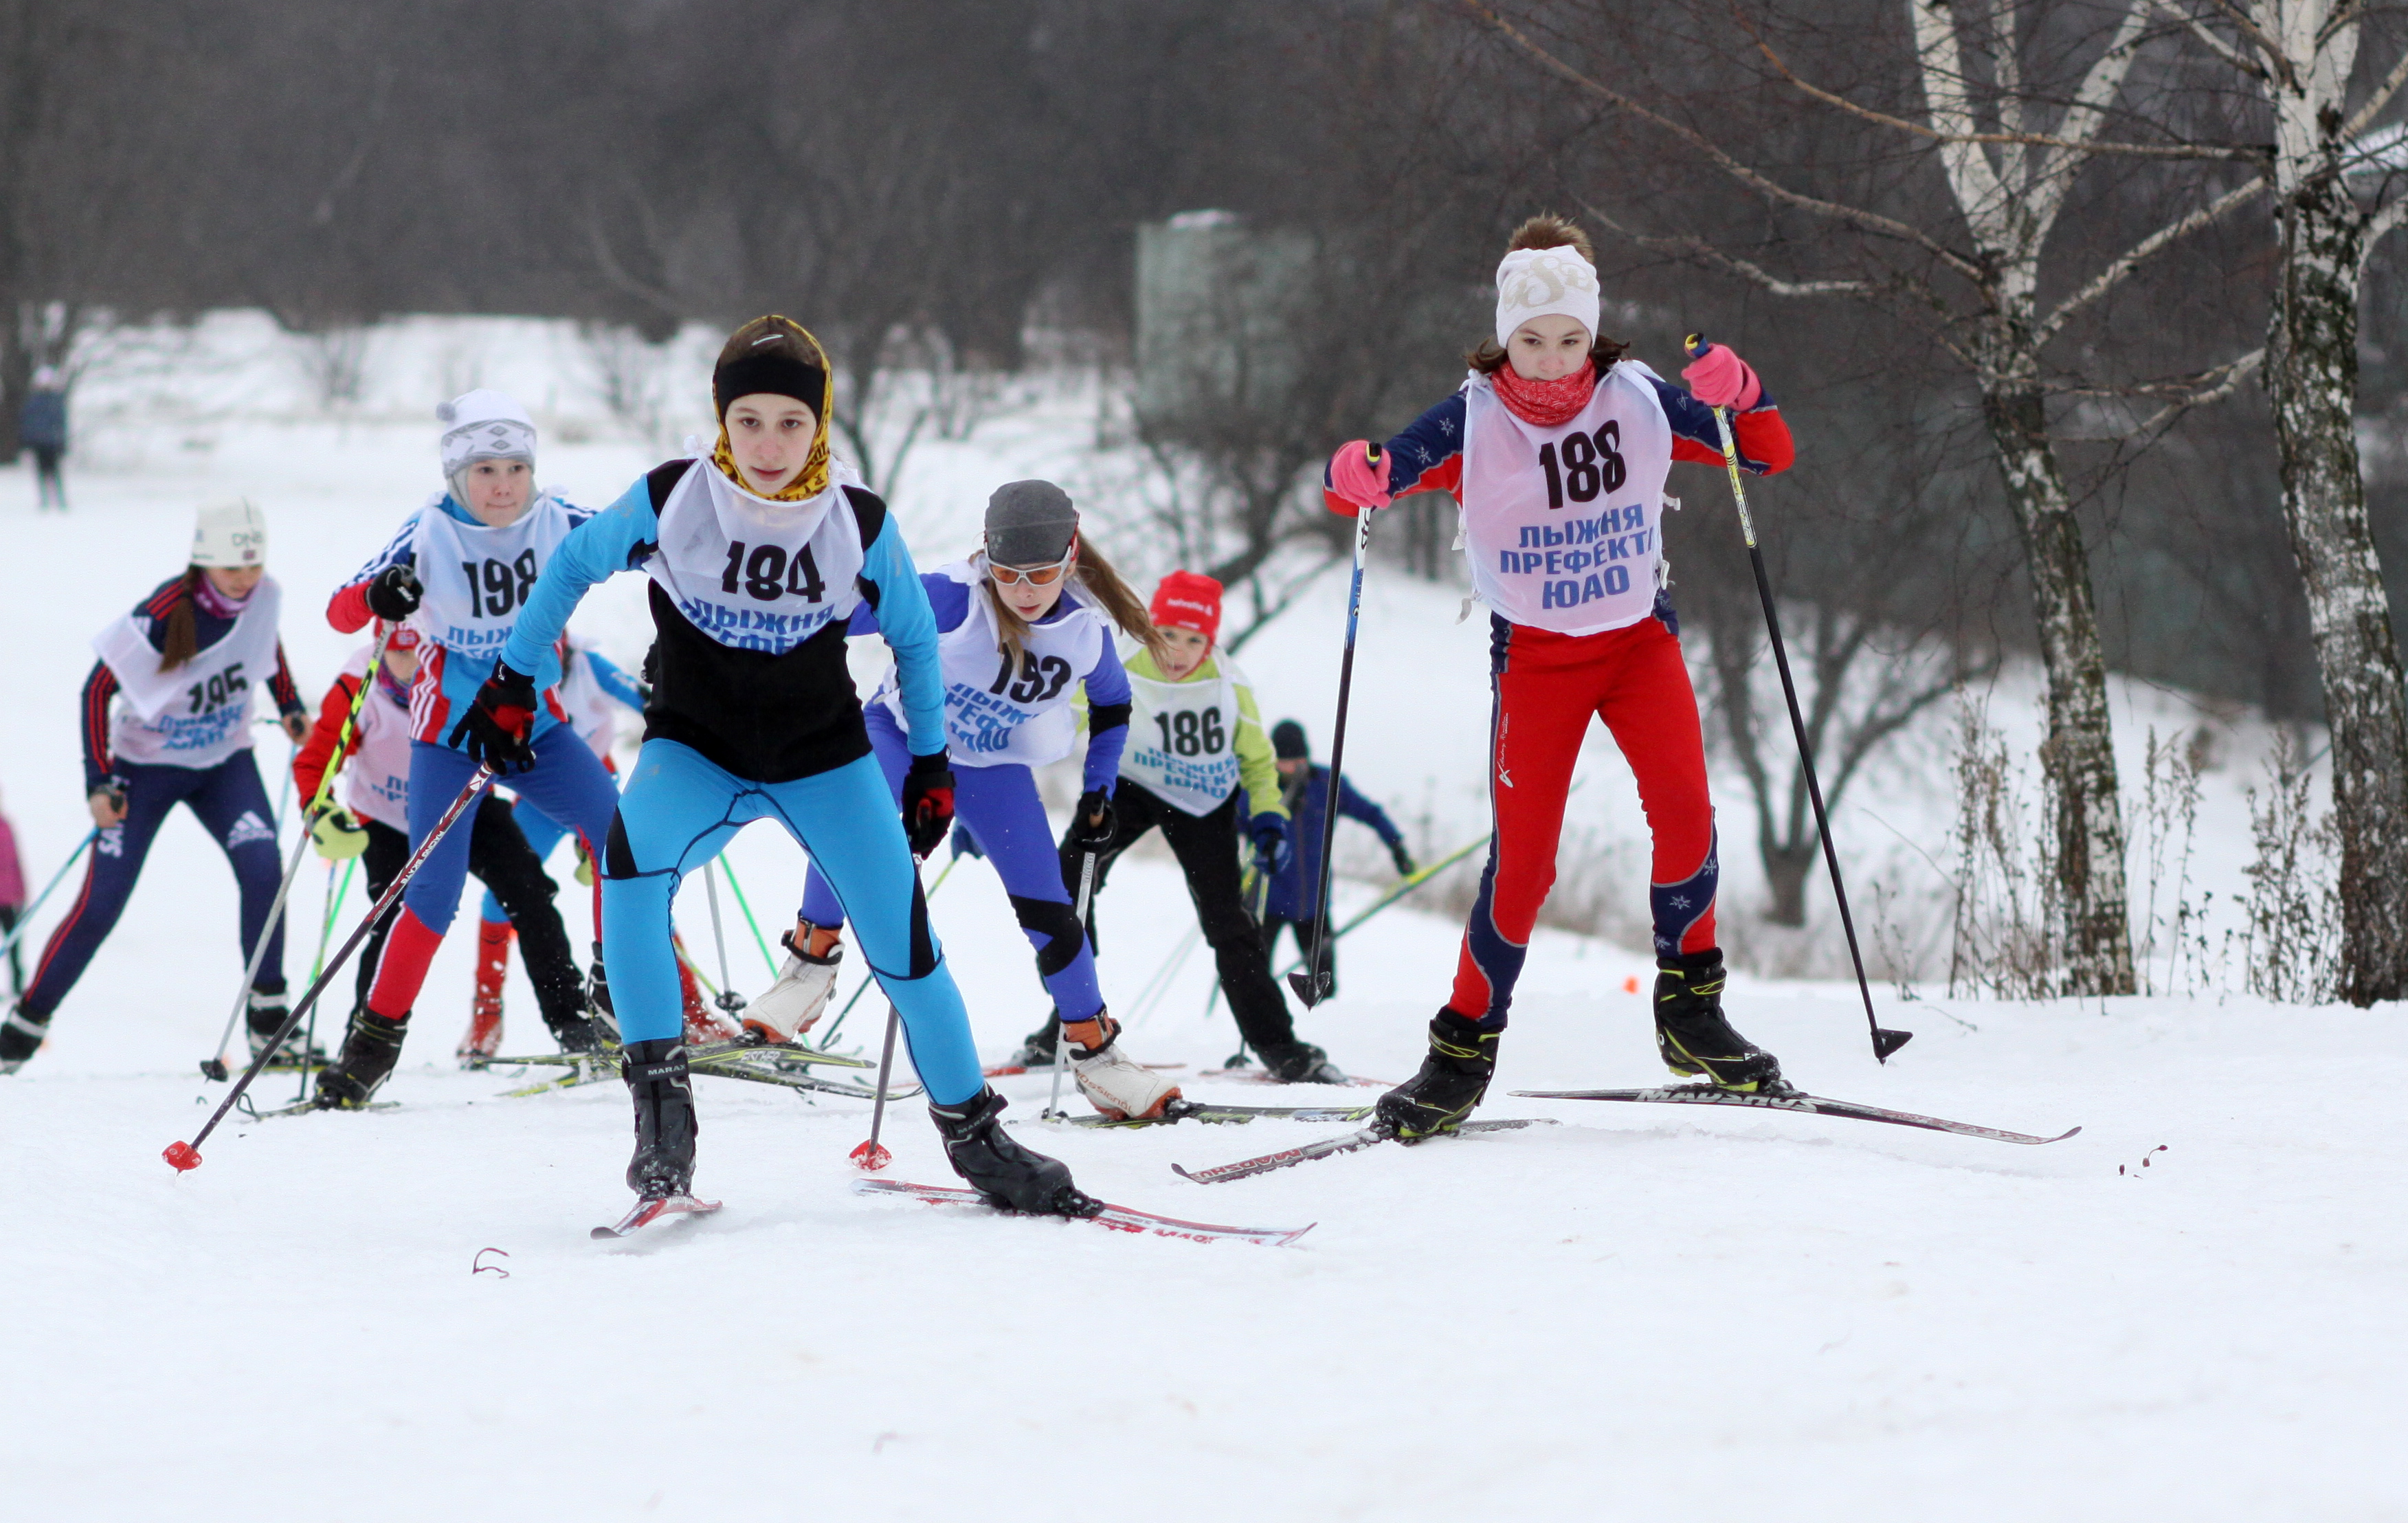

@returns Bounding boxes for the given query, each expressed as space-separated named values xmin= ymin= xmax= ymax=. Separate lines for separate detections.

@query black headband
xmin=714 ymin=353 xmax=827 ymax=419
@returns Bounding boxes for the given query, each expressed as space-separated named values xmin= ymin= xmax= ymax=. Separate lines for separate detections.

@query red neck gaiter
xmin=1490 ymin=362 xmax=1598 ymax=428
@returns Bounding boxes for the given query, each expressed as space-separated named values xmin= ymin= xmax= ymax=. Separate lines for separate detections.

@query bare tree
xmin=1464 ymin=0 xmax=2268 ymax=994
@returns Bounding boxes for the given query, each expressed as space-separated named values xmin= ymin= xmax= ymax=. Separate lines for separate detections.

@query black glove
xmin=365 ymin=564 xmax=423 ymax=621
xmin=1064 ymin=788 xmax=1115 ymax=853
xmin=901 ymin=751 xmax=955 ymax=859
xmin=447 ymin=660 xmax=538 ymax=772
xmin=1390 ymin=841 xmax=1417 ymax=878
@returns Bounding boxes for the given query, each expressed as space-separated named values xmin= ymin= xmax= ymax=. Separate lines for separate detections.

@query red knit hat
xmin=1149 ymin=570 xmax=1223 ymax=642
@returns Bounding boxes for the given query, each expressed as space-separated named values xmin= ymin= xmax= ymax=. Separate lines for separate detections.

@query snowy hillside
xmin=1 ymin=315 xmax=2399 ymax=1522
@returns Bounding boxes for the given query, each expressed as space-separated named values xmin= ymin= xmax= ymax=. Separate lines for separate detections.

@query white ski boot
xmin=744 ymin=926 xmax=842 ymax=1045
xmin=1062 ymin=1013 xmax=1181 ymax=1120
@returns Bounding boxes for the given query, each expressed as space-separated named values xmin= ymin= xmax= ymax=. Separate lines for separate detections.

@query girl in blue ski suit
xmin=782 ymin=480 xmax=1184 ymax=1120
xmin=463 ymin=315 xmax=1095 ymax=1215
xmin=315 ymin=390 xmax=617 ymax=1107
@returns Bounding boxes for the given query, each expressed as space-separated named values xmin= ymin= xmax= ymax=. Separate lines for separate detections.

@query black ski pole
xmin=165 ymin=762 xmax=498 ymax=1171
xmin=1686 ymin=335 xmax=1910 ymax=1063
xmin=1290 ymin=447 xmax=1376 ymax=1009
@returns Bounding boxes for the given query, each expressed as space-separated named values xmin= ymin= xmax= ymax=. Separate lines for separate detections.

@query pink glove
xmin=1681 ymin=344 xmax=1763 ymax=411
xmin=1325 ymin=441 xmax=1392 ymax=517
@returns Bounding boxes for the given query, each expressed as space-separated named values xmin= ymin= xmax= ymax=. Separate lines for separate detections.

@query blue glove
xmin=1248 ymin=812 xmax=1292 ymax=876
xmin=951 ymin=823 xmax=986 ymax=860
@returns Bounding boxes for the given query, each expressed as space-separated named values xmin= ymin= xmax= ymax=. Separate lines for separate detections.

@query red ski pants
xmin=1449 ymin=612 xmax=1718 ymax=1027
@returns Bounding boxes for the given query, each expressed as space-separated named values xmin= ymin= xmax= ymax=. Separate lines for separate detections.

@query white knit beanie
xmin=190 ymin=498 xmax=267 ymax=568
xmin=1493 ymin=245 xmax=1601 ymax=348
xmin=437 ymin=389 xmax=537 ymax=478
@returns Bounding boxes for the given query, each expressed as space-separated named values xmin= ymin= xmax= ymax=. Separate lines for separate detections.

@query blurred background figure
xmin=0 ymin=788 xmax=25 ymax=997
xmin=1253 ymin=718 xmax=1413 ymax=1003
xmin=20 ymin=365 xmax=68 ymax=511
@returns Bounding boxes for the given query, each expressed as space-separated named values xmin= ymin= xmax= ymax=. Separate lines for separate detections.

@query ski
xmin=591 ymin=1193 xmax=723 ymax=1240
xmin=983 ymin=1060 xmax=1185 ymax=1078
xmin=1196 ymin=1067 xmax=1387 ymax=1089
xmin=1051 ymin=1100 xmax=1374 ymax=1129
xmin=1173 ymin=1117 xmax=1552 ymax=1184
xmin=1508 ymin=1085 xmax=2080 ymax=1146
xmin=851 ymin=1179 xmax=1312 ymax=1247
xmin=489 ymin=1039 xmax=874 ymax=1074
xmin=246 ymin=1098 xmax=401 ymax=1120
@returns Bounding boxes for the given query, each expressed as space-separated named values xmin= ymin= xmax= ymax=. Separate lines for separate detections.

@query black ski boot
xmin=1 ymin=1001 xmax=52 ymax=1075
xmin=1257 ymin=1040 xmax=1349 ymax=1085
xmin=621 ymin=1038 xmax=698 ymax=1199
xmin=1007 ymin=1011 xmax=1060 ymax=1069
xmin=585 ymin=942 xmax=620 ymax=1043
xmin=315 ymin=1008 xmax=408 ymax=1108
xmin=1653 ymin=951 xmax=1785 ymax=1093
xmin=929 ymin=1087 xmax=1097 ymax=1216
xmin=245 ymin=988 xmax=325 ymax=1070
xmin=1373 ymin=1008 xmax=1497 ymax=1141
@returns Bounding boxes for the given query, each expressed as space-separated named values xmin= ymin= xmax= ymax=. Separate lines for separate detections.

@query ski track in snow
xmin=0 ymin=316 xmax=2402 ymax=1520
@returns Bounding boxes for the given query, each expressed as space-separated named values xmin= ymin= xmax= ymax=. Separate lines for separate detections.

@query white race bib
xmin=557 ymin=644 xmax=623 ymax=763
xmin=339 ymin=647 xmax=415 ymax=832
xmin=94 ymin=579 xmax=283 ymax=770
xmin=1460 ymin=361 xmax=1674 ymax=635
xmin=644 ymin=459 xmax=867 ymax=654
xmin=1119 ymin=658 xmax=1244 ymax=816
xmin=882 ymin=559 xmax=1106 ymax=768
xmin=410 ymin=494 xmax=575 ymax=665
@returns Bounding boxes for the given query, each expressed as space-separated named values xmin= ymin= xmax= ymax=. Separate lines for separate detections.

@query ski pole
xmin=717 ymin=857 xmax=780 ymax=979
xmin=202 ymin=625 xmax=396 ymax=1081
xmin=1685 ymin=335 xmax=1911 ymax=1064
xmin=700 ymin=859 xmax=746 ymax=1019
xmin=1291 ymin=452 xmax=1376 ymax=1008
xmin=166 ymin=762 xmax=497 ymax=1172
xmin=818 ymin=855 xmax=957 ymax=1049
xmin=1043 ymin=849 xmax=1099 ymax=1122
xmin=296 ymin=856 xmax=354 ymax=1103
xmin=0 ymin=828 xmax=97 ymax=960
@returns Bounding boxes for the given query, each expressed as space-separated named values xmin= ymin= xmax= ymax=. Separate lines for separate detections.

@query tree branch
xmin=2343 ymin=45 xmax=2408 ymax=154
xmin=2359 ymin=189 xmax=2408 ymax=283
xmin=1579 ymin=203 xmax=1882 ymax=297
xmin=2038 ymin=175 xmax=2270 ymax=342
xmin=2122 ymin=346 xmax=2266 ymax=434
xmin=1462 ymin=0 xmax=1989 ymax=283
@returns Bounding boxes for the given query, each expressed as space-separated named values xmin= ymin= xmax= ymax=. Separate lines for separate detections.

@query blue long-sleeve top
xmin=1245 ymin=764 xmax=1406 ymax=920
xmin=581 ymin=648 xmax=647 ymax=711
xmin=501 ymin=465 xmax=944 ymax=781
xmin=849 ymin=573 xmax=1133 ymax=794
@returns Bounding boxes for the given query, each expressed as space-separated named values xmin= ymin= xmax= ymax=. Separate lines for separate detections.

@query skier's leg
xmin=1021 ymin=777 xmax=1156 ymax=1062
xmin=184 ymin=752 xmax=291 ymax=995
xmin=757 ymin=716 xmax=910 ymax=1043
xmin=464 ymin=795 xmax=594 ymax=1052
xmin=350 ymin=821 xmax=410 ymax=1016
xmin=766 ymin=753 xmax=1091 ymax=1214
xmin=1160 ymin=794 xmax=1343 ymax=1080
xmin=10 ymin=763 xmax=187 ymax=1056
xmin=1594 ymin=616 xmax=1778 ymax=1090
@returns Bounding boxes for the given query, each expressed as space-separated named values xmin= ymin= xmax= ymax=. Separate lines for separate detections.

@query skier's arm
xmin=581 ymin=650 xmax=647 ymax=711
xmin=292 ymin=675 xmax=365 ymax=805
xmin=269 ymin=642 xmax=306 ymax=722
xmin=79 ymin=660 xmax=120 ymax=794
xmin=1231 ymin=678 xmax=1286 ymax=819
xmin=499 ymin=478 xmax=659 ymax=676
xmin=856 ymin=516 xmax=945 ymax=755
xmin=1321 ymin=392 xmax=1467 ymax=513
xmin=1337 ymin=775 xmax=1407 ymax=848
xmin=327 ymin=519 xmax=420 ymax=633
xmin=1655 ymin=375 xmax=1794 ymax=476
xmin=1080 ymin=639 xmax=1132 ymax=795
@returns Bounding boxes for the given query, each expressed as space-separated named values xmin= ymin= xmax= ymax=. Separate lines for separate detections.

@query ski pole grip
xmin=1684 ymin=333 xmax=1713 ymax=360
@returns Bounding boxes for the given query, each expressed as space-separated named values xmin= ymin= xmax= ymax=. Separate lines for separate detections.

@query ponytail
xmin=157 ymin=567 xmax=203 ymax=673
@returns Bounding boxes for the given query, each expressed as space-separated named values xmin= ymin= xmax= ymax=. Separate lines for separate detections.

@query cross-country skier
xmin=1010 ymin=570 xmax=1350 ymax=1084
xmin=451 ymin=634 xmax=711 ymax=1064
xmin=482 ymin=315 xmax=1095 ymax=1216
xmin=313 ymin=390 xmax=622 ymax=1108
xmin=1320 ymin=214 xmax=1797 ymax=1139
xmin=766 ymin=480 xmax=1185 ymax=1120
xmin=1247 ymin=718 xmax=1415 ymax=1001
xmin=292 ymin=625 xmax=599 ymax=1057
xmin=2 ymin=500 xmax=312 ymax=1074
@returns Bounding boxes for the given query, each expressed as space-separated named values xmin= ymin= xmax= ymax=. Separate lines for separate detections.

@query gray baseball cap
xmin=985 ymin=480 xmax=1078 ymax=566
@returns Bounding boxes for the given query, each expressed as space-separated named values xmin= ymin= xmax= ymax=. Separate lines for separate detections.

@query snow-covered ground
xmin=1 ymin=315 xmax=2400 ymax=1521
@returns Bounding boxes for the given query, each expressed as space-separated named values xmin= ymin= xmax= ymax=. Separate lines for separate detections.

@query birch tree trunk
xmin=2249 ymin=0 xmax=2408 ymax=1003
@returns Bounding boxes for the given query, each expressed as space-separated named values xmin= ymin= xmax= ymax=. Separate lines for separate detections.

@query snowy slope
xmin=1 ymin=315 xmax=2400 ymax=1522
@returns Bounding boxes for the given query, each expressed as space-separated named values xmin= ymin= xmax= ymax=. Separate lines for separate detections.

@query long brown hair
xmin=1466 ymin=212 xmax=1628 ymax=377
xmin=983 ymin=534 xmax=1170 ymax=668
xmin=157 ymin=567 xmax=205 ymax=673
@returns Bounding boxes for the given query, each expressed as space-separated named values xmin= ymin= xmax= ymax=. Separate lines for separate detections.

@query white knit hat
xmin=191 ymin=498 xmax=267 ymax=568
xmin=1493 ymin=245 xmax=1601 ymax=348
xmin=436 ymin=389 xmax=537 ymax=476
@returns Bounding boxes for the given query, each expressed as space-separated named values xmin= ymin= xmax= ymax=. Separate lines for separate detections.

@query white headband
xmin=1494 ymin=245 xmax=1601 ymax=348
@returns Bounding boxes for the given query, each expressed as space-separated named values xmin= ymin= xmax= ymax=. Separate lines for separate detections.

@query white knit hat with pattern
xmin=437 ymin=389 xmax=537 ymax=476
xmin=1493 ymin=245 xmax=1601 ymax=348
xmin=191 ymin=498 xmax=267 ymax=568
